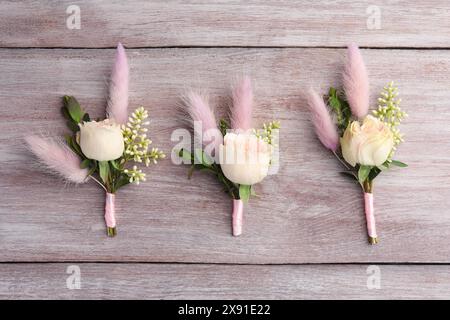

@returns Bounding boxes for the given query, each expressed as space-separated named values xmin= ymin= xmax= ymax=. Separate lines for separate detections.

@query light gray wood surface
xmin=1 ymin=0 xmax=450 ymax=48
xmin=1 ymin=1 xmax=450 ymax=300
xmin=1 ymin=48 xmax=450 ymax=263
xmin=1 ymin=263 xmax=449 ymax=299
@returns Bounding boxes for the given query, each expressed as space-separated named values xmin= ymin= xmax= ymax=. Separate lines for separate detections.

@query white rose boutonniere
xmin=306 ymin=43 xmax=407 ymax=245
xmin=26 ymin=44 xmax=165 ymax=237
xmin=176 ymin=77 xmax=280 ymax=236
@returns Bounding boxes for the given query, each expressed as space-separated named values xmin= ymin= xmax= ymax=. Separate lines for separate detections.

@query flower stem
xmin=107 ymin=227 xmax=117 ymax=237
xmin=363 ymin=179 xmax=373 ymax=193
xmin=89 ymin=175 xmax=107 ymax=192
xmin=333 ymin=151 xmax=351 ymax=170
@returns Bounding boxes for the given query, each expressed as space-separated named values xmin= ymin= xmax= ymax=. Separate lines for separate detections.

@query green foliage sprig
xmin=327 ymin=87 xmax=352 ymax=135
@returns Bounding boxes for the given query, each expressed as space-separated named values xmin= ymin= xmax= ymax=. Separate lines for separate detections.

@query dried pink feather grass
xmin=230 ymin=76 xmax=253 ymax=130
xmin=182 ymin=91 xmax=223 ymax=149
xmin=25 ymin=135 xmax=88 ymax=184
xmin=343 ymin=43 xmax=369 ymax=119
xmin=107 ymin=43 xmax=129 ymax=124
xmin=306 ymin=88 xmax=339 ymax=152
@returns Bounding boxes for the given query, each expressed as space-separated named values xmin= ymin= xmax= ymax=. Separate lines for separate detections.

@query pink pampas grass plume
xmin=306 ymin=88 xmax=339 ymax=152
xmin=343 ymin=43 xmax=369 ymax=119
xmin=107 ymin=43 xmax=129 ymax=124
xmin=25 ymin=135 xmax=88 ymax=183
xmin=230 ymin=76 xmax=253 ymax=130
xmin=182 ymin=91 xmax=223 ymax=149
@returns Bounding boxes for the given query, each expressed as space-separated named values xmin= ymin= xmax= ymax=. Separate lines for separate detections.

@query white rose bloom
xmin=341 ymin=115 xmax=394 ymax=167
xmin=219 ymin=132 xmax=273 ymax=185
xmin=79 ymin=119 xmax=124 ymax=161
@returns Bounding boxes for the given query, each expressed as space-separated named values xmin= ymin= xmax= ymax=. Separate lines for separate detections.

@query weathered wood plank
xmin=1 ymin=48 xmax=450 ymax=263
xmin=1 ymin=263 xmax=449 ymax=299
xmin=1 ymin=0 xmax=450 ymax=48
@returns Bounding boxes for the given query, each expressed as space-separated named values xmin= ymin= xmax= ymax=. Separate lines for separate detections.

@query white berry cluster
xmin=121 ymin=107 xmax=165 ymax=184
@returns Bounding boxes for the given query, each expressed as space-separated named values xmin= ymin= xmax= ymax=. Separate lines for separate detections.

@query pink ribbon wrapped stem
xmin=364 ymin=192 xmax=378 ymax=244
xmin=105 ymin=192 xmax=117 ymax=237
xmin=232 ymin=199 xmax=244 ymax=236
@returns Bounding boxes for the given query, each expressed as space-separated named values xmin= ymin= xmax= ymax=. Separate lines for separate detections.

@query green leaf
xmin=192 ymin=148 xmax=213 ymax=167
xmin=114 ymin=174 xmax=130 ymax=191
xmin=199 ymin=167 xmax=216 ymax=174
xmin=201 ymin=150 xmax=214 ymax=166
xmin=358 ymin=165 xmax=372 ymax=184
xmin=239 ymin=184 xmax=251 ymax=202
xmin=80 ymin=159 xmax=91 ymax=169
xmin=87 ymin=166 xmax=97 ymax=177
xmin=66 ymin=120 xmax=79 ymax=133
xmin=328 ymin=87 xmax=340 ymax=110
xmin=178 ymin=149 xmax=193 ymax=164
xmin=98 ymin=161 xmax=110 ymax=184
xmin=219 ymin=118 xmax=230 ymax=137
xmin=82 ymin=113 xmax=91 ymax=122
xmin=68 ymin=135 xmax=83 ymax=156
xmin=368 ymin=167 xmax=382 ymax=181
xmin=327 ymin=87 xmax=351 ymax=133
xmin=109 ymin=160 xmax=120 ymax=171
xmin=390 ymin=160 xmax=408 ymax=168
xmin=64 ymin=134 xmax=72 ymax=146
xmin=86 ymin=161 xmax=97 ymax=176
xmin=63 ymin=96 xmax=84 ymax=123
xmin=61 ymin=105 xmax=71 ymax=120
xmin=194 ymin=148 xmax=204 ymax=165
xmin=64 ymin=135 xmax=81 ymax=156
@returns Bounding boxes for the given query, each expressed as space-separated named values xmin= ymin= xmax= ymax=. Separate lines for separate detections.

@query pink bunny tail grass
xmin=306 ymin=89 xmax=339 ymax=152
xmin=230 ymin=76 xmax=253 ymax=131
xmin=343 ymin=43 xmax=369 ymax=119
xmin=25 ymin=135 xmax=88 ymax=184
xmin=107 ymin=43 xmax=129 ymax=124
xmin=182 ymin=91 xmax=223 ymax=148
xmin=183 ymin=91 xmax=218 ymax=134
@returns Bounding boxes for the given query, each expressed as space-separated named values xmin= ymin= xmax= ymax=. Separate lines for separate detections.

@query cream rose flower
xmin=219 ymin=132 xmax=273 ymax=185
xmin=341 ymin=115 xmax=394 ymax=167
xmin=79 ymin=119 xmax=124 ymax=161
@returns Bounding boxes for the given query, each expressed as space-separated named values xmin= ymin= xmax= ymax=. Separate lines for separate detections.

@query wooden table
xmin=1 ymin=1 xmax=450 ymax=299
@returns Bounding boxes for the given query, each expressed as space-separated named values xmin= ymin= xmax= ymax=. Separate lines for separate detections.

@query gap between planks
xmin=2 ymin=46 xmax=450 ymax=50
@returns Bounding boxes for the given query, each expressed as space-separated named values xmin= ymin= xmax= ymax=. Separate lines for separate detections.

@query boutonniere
xmin=176 ymin=77 xmax=280 ymax=236
xmin=25 ymin=43 xmax=165 ymax=237
xmin=306 ymin=44 xmax=407 ymax=244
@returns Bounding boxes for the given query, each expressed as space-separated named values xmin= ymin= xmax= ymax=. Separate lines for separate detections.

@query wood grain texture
xmin=1 ymin=0 xmax=450 ymax=48
xmin=1 ymin=48 xmax=450 ymax=263
xmin=1 ymin=263 xmax=450 ymax=299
